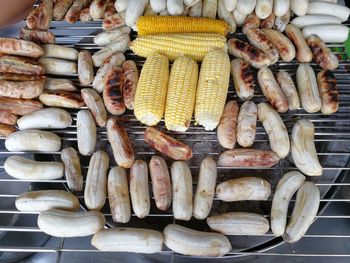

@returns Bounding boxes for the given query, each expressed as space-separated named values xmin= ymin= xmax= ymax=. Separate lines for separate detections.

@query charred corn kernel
xmin=136 ymin=16 xmax=229 ymax=36
xmin=165 ymin=56 xmax=198 ymax=132
xmin=134 ymin=53 xmax=169 ymax=126
xmin=130 ymin=33 xmax=227 ymax=62
xmin=195 ymin=48 xmax=230 ymax=131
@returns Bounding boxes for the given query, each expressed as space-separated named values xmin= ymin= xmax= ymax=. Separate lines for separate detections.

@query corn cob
xmin=130 ymin=33 xmax=227 ymax=62
xmin=195 ymin=48 xmax=230 ymax=130
xmin=134 ymin=53 xmax=169 ymax=126
xmin=136 ymin=16 xmax=229 ymax=36
xmin=165 ymin=56 xmax=198 ymax=132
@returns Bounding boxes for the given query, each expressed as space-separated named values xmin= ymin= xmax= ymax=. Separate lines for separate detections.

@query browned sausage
xmin=218 ymin=149 xmax=280 ymax=167
xmin=26 ymin=0 xmax=53 ymax=30
xmin=103 ymin=66 xmax=125 ymax=115
xmin=19 ymin=28 xmax=55 ymax=45
xmin=122 ymin=60 xmax=139 ymax=110
xmin=317 ymin=70 xmax=339 ymax=115
xmin=0 ymin=97 xmax=43 ymax=115
xmin=307 ymin=35 xmax=339 ymax=70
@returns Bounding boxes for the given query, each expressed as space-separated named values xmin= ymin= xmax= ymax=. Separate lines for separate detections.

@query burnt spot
xmin=98 ymin=0 xmax=108 ymax=8
xmin=233 ymin=39 xmax=247 ymax=52
xmin=321 ymin=70 xmax=339 ymax=103
xmin=240 ymin=64 xmax=254 ymax=84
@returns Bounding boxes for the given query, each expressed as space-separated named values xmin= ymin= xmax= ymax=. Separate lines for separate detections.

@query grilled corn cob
xmin=195 ymin=48 xmax=230 ymax=130
xmin=130 ymin=33 xmax=227 ymax=62
xmin=136 ymin=16 xmax=229 ymax=36
xmin=165 ymin=56 xmax=198 ymax=132
xmin=134 ymin=53 xmax=169 ymax=126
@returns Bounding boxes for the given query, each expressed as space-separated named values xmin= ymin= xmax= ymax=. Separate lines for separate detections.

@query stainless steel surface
xmin=0 ymin=20 xmax=350 ymax=262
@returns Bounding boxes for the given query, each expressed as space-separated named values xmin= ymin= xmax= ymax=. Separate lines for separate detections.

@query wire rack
xmin=0 ymin=20 xmax=350 ymax=262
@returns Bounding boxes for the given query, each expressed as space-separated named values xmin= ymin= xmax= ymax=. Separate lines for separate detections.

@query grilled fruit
xmin=230 ymin=59 xmax=254 ymax=101
xmin=242 ymin=12 xmax=261 ymax=35
xmin=0 ymin=97 xmax=42 ymax=116
xmin=61 ymin=147 xmax=83 ymax=192
xmin=103 ymin=66 xmax=125 ymax=115
xmin=0 ymin=38 xmax=44 ymax=58
xmin=81 ymin=88 xmax=107 ymax=127
xmin=122 ymin=60 xmax=139 ymax=110
xmin=39 ymin=91 xmax=85 ymax=109
xmin=218 ymin=149 xmax=279 ymax=167
xmin=77 ymin=110 xmax=96 ymax=156
xmin=78 ymin=50 xmax=94 ymax=86
xmin=45 ymin=78 xmax=76 ymax=91
xmin=0 ymin=55 xmax=44 ymax=75
xmin=0 ymin=80 xmax=43 ymax=99
xmin=276 ymin=71 xmax=300 ymax=111
xmin=26 ymin=0 xmax=53 ymax=30
xmin=38 ymin=58 xmax=77 ymax=75
xmin=19 ymin=28 xmax=55 ymax=45
xmin=317 ymin=69 xmax=339 ymax=115
xmin=0 ymin=124 xmax=15 ymax=137
xmin=237 ymin=101 xmax=257 ymax=148
xmin=285 ymin=24 xmax=312 ymax=63
xmin=217 ymin=101 xmax=239 ymax=149
xmin=307 ymin=35 xmax=339 ymax=70
xmin=274 ymin=9 xmax=290 ymax=32
xmin=0 ymin=111 xmax=17 ymax=125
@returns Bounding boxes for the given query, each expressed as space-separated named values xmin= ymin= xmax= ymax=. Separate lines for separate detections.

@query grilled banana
xmin=217 ymin=101 xmax=239 ymax=149
xmin=38 ymin=57 xmax=77 ymax=75
xmin=218 ymin=149 xmax=279 ymax=167
xmin=317 ymin=70 xmax=339 ymax=115
xmin=61 ymin=147 xmax=83 ymax=192
xmin=276 ymin=71 xmax=300 ymax=111
xmin=39 ymin=91 xmax=85 ymax=109
xmin=81 ymin=88 xmax=107 ymax=127
xmin=230 ymin=59 xmax=254 ymax=101
xmin=285 ymin=24 xmax=312 ymax=63
xmin=274 ymin=9 xmax=290 ymax=32
xmin=237 ymin=101 xmax=257 ymax=148
xmin=77 ymin=110 xmax=96 ymax=156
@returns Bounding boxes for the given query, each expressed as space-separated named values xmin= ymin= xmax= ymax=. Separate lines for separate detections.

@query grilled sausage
xmin=285 ymin=24 xmax=312 ymax=63
xmin=217 ymin=101 xmax=239 ymax=149
xmin=90 ymin=0 xmax=110 ymax=20
xmin=0 ymin=39 xmax=43 ymax=59
xmin=39 ymin=58 xmax=77 ymax=75
xmin=276 ymin=71 xmax=300 ymax=111
xmin=0 ymin=55 xmax=44 ymax=76
xmin=307 ymin=35 xmax=339 ymax=70
xmin=242 ymin=12 xmax=261 ymax=35
xmin=0 ymin=111 xmax=17 ymax=125
xmin=0 ymin=80 xmax=44 ymax=99
xmin=103 ymin=13 xmax=126 ymax=31
xmin=317 ymin=70 xmax=339 ymax=115
xmin=0 ymin=97 xmax=43 ymax=115
xmin=144 ymin=127 xmax=193 ymax=161
xmin=262 ymin=28 xmax=295 ymax=62
xmin=227 ymin=38 xmax=270 ymax=69
xmin=45 ymin=78 xmax=76 ymax=91
xmin=78 ymin=51 xmax=94 ymax=86
xmin=236 ymin=101 xmax=257 ymax=148
xmin=103 ymin=66 xmax=125 ymax=115
xmin=19 ymin=28 xmax=55 ymax=45
xmin=218 ymin=149 xmax=280 ymax=167
xmin=261 ymin=12 xmax=275 ymax=29
xmin=122 ymin=60 xmax=138 ymax=110
xmin=39 ymin=91 xmax=85 ymax=108
xmin=26 ymin=0 xmax=53 ymax=30
xmin=65 ymin=0 xmax=91 ymax=23
xmin=53 ymin=0 xmax=74 ymax=20
xmin=0 ymin=124 xmax=16 ymax=137
xmin=230 ymin=59 xmax=254 ymax=101
xmin=81 ymin=88 xmax=107 ymax=127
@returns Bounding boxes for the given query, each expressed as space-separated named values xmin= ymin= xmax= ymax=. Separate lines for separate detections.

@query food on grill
xmin=61 ymin=147 xmax=83 ymax=192
xmin=0 ymin=79 xmax=44 ymax=99
xmin=262 ymin=28 xmax=296 ymax=62
xmin=307 ymin=35 xmax=339 ymax=70
xmin=255 ymin=0 xmax=273 ymax=19
xmin=285 ymin=24 xmax=312 ymax=63
xmin=81 ymin=88 xmax=107 ymax=127
xmin=234 ymin=7 xmax=248 ymax=24
xmin=0 ymin=74 xmax=44 ymax=81
xmin=38 ymin=209 xmax=105 ymax=237
xmin=274 ymin=9 xmax=290 ymax=32
xmin=222 ymin=0 xmax=237 ymax=11
xmin=230 ymin=58 xmax=254 ymax=101
xmin=78 ymin=50 xmax=94 ymax=86
xmin=291 ymin=120 xmax=322 ymax=176
xmin=227 ymin=38 xmax=270 ymax=69
xmin=77 ymin=110 xmax=97 ymax=156
xmin=258 ymin=102 xmax=290 ymax=158
xmin=92 ymin=228 xmax=164 ymax=253
xmin=80 ymin=7 xmax=93 ymax=22
xmin=103 ymin=13 xmax=126 ymax=31
xmin=134 ymin=53 xmax=169 ymax=126
xmin=84 ymin=150 xmax=109 ymax=211
xmin=53 ymin=0 xmax=74 ymax=20
xmin=65 ymin=0 xmax=91 ymax=24
xmin=189 ymin=0 xmax=202 ymax=17
xmin=207 ymin=212 xmax=270 ymax=235
xmin=193 ymin=157 xmax=217 ymax=220
xmin=276 ymin=71 xmax=300 ymax=110
xmin=273 ymin=0 xmax=289 ymax=17
xmin=122 ymin=60 xmax=138 ymax=110
xmin=149 ymin=156 xmax=172 ymax=211
xmin=130 ymin=33 xmax=226 ymax=62
xmin=15 ymin=190 xmax=79 ymax=212
xmin=217 ymin=101 xmax=239 ymax=149
xmin=163 ymin=224 xmax=232 ymax=257
xmin=94 ymin=27 xmax=131 ymax=46
xmin=302 ymin=24 xmax=350 ymax=43
xmin=296 ymin=64 xmax=321 ymax=113
xmin=45 ymin=78 xmax=76 ymax=91
xmin=5 ymin=130 xmax=61 ymax=152
xmin=165 ymin=56 xmax=198 ymax=132
xmin=290 ymin=0 xmax=308 ymax=16
xmin=39 ymin=91 xmax=84 ymax=108
xmin=17 ymin=108 xmax=72 ymax=130
xmin=130 ymin=160 xmax=150 ymax=219
xmin=307 ymin=1 xmax=350 ymax=22
xmin=150 ymin=0 xmax=166 ymax=13
xmin=260 ymin=12 xmax=275 ymax=29
xmin=104 ymin=0 xmax=116 ymax=18
xmin=42 ymin=44 xmax=78 ymax=61
xmin=125 ymin=0 xmax=148 ymax=28
xmin=284 ymin=182 xmax=320 ymax=243
xmin=271 ymin=171 xmax=306 ymax=237
xmin=202 ymin=0 xmax=217 ymax=18
xmin=237 ymin=101 xmax=257 ymax=147
xmin=217 ymin=0 xmax=236 ymax=32
xmin=0 ymin=124 xmax=15 ymax=137
xmin=171 ymin=161 xmax=192 ymax=221
xmin=218 ymin=149 xmax=280 ymax=167
xmin=0 ymin=111 xmax=17 ymax=126
xmin=216 ymin=177 xmax=271 ymax=202
xmin=108 ymin=166 xmax=131 ymax=223
xmin=0 ymin=97 xmax=43 ymax=116
xmin=26 ymin=0 xmax=53 ymax=30
xmin=291 ymin=15 xmax=342 ymax=29
xmin=103 ymin=66 xmax=125 ymax=115
xmin=0 ymin=55 xmax=44 ymax=76
xmin=317 ymin=70 xmax=339 ymax=115
xmin=90 ymin=0 xmax=110 ymax=20
xmin=257 ymin=66 xmax=289 ymax=113
xmin=19 ymin=28 xmax=55 ymax=44
xmin=38 ymin=58 xmax=77 ymax=75
xmin=242 ymin=12 xmax=260 ymax=35
xmin=106 ymin=117 xmax=134 ymax=169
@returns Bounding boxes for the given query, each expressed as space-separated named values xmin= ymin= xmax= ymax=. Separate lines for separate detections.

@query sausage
xmin=65 ymin=0 xmax=91 ymax=23
xmin=317 ymin=70 xmax=339 ymax=115
xmin=0 ymin=38 xmax=43 ymax=58
xmin=0 ymin=97 xmax=43 ymax=116
xmin=0 ymin=80 xmax=44 ymax=99
xmin=276 ymin=71 xmax=300 ymax=111
xmin=0 ymin=124 xmax=16 ymax=137
xmin=103 ymin=66 xmax=125 ymax=115
xmin=242 ymin=12 xmax=260 ymax=35
xmin=39 ymin=91 xmax=85 ymax=109
xmin=26 ymin=0 xmax=53 ymax=30
xmin=78 ymin=50 xmax=94 ymax=86
xmin=236 ymin=101 xmax=257 ymax=148
xmin=218 ymin=149 xmax=280 ymax=167
xmin=230 ymin=58 xmax=254 ymax=101
xmin=81 ymin=88 xmax=107 ymax=127
xmin=39 ymin=58 xmax=77 ymax=75
xmin=285 ymin=24 xmax=312 ymax=63
xmin=53 ymin=0 xmax=74 ymax=20
xmin=217 ymin=101 xmax=239 ymax=149
xmin=260 ymin=12 xmax=275 ymax=29
xmin=45 ymin=78 xmax=76 ymax=91
xmin=306 ymin=35 xmax=339 ymax=70
xmin=122 ymin=60 xmax=138 ymax=110
xmin=0 ymin=111 xmax=17 ymax=125
xmin=0 ymin=55 xmax=44 ymax=76
xmin=257 ymin=66 xmax=289 ymax=113
xmin=90 ymin=0 xmax=110 ymax=20
xmin=103 ymin=13 xmax=126 ymax=31
xmin=144 ymin=127 xmax=193 ymax=161
xmin=19 ymin=28 xmax=55 ymax=45
xmin=227 ymin=38 xmax=270 ymax=69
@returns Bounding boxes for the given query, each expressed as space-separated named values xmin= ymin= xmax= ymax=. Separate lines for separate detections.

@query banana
xmin=130 ymin=160 xmax=150 ymax=219
xmin=17 ymin=108 xmax=72 ymax=130
xmin=193 ymin=157 xmax=217 ymax=220
xmin=255 ymin=0 xmax=273 ymax=19
xmin=207 ymin=212 xmax=270 ymax=235
xmin=260 ymin=13 xmax=275 ymax=29
xmin=302 ymin=24 xmax=349 ymax=43
xmin=84 ymin=151 xmax=109 ymax=211
xmin=291 ymin=15 xmax=342 ymax=29
xmin=4 ymin=156 xmax=64 ymax=180
xmin=257 ymin=102 xmax=290 ymax=158
xmin=291 ymin=119 xmax=322 ymax=176
xmin=274 ymin=9 xmax=290 ymax=32
xmin=242 ymin=13 xmax=261 ymax=35
xmin=233 ymin=9 xmax=247 ymax=26
xmin=317 ymin=70 xmax=339 ymax=115
xmin=237 ymin=0 xmax=256 ymax=15
xmin=290 ymin=0 xmax=308 ymax=16
xmin=77 ymin=110 xmax=96 ymax=156
xmin=276 ymin=71 xmax=300 ymax=110
xmin=61 ymin=147 xmax=83 ymax=192
xmin=307 ymin=1 xmax=350 ymax=22
xmin=39 ymin=91 xmax=85 ymax=109
xmin=237 ymin=101 xmax=257 ymax=148
xmin=38 ymin=209 xmax=105 ymax=237
xmin=81 ymin=88 xmax=107 ymax=127
xmin=296 ymin=64 xmax=321 ymax=113
xmin=38 ymin=58 xmax=77 ymax=75
xmin=217 ymin=0 xmax=236 ymax=33
xmin=230 ymin=59 xmax=254 ymax=101
xmin=218 ymin=149 xmax=279 ymax=167
xmin=216 ymin=177 xmax=271 ymax=202
xmin=271 ymin=171 xmax=306 ymax=237
xmin=171 ymin=161 xmax=192 ymax=221
xmin=5 ymin=130 xmax=61 ymax=152
xmin=15 ymin=190 xmax=79 ymax=212
xmin=92 ymin=228 xmax=163 ymax=253
xmin=45 ymin=78 xmax=76 ymax=91
xmin=163 ymin=224 xmax=232 ymax=257
xmin=284 ymin=182 xmax=320 ymax=243
xmin=285 ymin=24 xmax=312 ymax=63
xmin=217 ymin=101 xmax=239 ymax=149
xmin=273 ymin=0 xmax=289 ymax=17
xmin=108 ymin=166 xmax=131 ymax=223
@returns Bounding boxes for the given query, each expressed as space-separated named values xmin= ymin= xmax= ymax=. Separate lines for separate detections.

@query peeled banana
xmin=61 ymin=147 xmax=83 ymax=192
xmin=77 ymin=110 xmax=96 ymax=156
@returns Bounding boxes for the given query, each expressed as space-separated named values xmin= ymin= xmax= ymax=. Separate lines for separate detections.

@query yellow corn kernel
xmin=134 ymin=53 xmax=169 ymax=126
xmin=136 ymin=16 xmax=229 ymax=36
xmin=195 ymin=48 xmax=231 ymax=131
xmin=165 ymin=56 xmax=198 ymax=132
xmin=130 ymin=33 xmax=227 ymax=62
